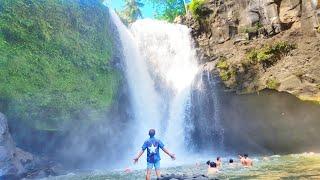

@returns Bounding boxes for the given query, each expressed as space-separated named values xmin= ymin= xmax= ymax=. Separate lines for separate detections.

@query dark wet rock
xmin=0 ymin=112 xmax=26 ymax=178
xmin=0 ymin=113 xmax=64 ymax=179
xmin=159 ymin=174 xmax=217 ymax=180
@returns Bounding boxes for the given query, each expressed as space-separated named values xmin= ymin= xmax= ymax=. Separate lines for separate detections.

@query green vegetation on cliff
xmin=266 ymin=78 xmax=280 ymax=89
xmin=216 ymin=57 xmax=235 ymax=81
xmin=0 ymin=0 xmax=120 ymax=130
xmin=188 ymin=0 xmax=207 ymax=18
xmin=216 ymin=41 xmax=296 ymax=92
xmin=245 ymin=41 xmax=296 ymax=68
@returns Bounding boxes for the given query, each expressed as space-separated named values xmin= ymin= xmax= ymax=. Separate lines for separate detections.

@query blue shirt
xmin=142 ymin=137 xmax=165 ymax=163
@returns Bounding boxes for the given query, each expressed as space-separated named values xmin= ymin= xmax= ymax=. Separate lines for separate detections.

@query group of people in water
xmin=206 ymin=154 xmax=253 ymax=176
xmin=133 ymin=129 xmax=254 ymax=180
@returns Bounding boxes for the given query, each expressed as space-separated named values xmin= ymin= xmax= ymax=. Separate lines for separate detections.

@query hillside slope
xmin=0 ymin=0 xmax=121 ymax=130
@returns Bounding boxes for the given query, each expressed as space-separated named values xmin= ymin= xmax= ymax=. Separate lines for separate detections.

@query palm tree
xmin=121 ymin=0 xmax=144 ymax=24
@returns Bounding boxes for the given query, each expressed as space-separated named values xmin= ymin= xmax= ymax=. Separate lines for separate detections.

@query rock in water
xmin=0 ymin=113 xmax=65 ymax=179
xmin=0 ymin=112 xmax=22 ymax=177
xmin=160 ymin=174 xmax=214 ymax=180
xmin=0 ymin=112 xmax=34 ymax=179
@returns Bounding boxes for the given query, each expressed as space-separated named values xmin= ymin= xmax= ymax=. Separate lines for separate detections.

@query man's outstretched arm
xmin=162 ymin=148 xmax=176 ymax=160
xmin=133 ymin=150 xmax=144 ymax=164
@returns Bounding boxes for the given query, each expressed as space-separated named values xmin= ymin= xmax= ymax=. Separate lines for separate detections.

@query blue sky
xmin=105 ymin=0 xmax=155 ymax=18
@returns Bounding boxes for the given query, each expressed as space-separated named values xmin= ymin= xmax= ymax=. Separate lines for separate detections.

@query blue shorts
xmin=147 ymin=161 xmax=160 ymax=170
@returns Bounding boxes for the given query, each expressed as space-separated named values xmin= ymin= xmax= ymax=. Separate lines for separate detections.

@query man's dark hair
xmin=244 ymin=154 xmax=248 ymax=158
xmin=206 ymin=160 xmax=211 ymax=165
xmin=209 ymin=162 xmax=217 ymax=168
xmin=217 ymin=157 xmax=221 ymax=161
xmin=149 ymin=129 xmax=155 ymax=137
xmin=229 ymin=159 xmax=234 ymax=163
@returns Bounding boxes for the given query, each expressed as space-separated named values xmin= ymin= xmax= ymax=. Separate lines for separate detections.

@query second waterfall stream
xmin=110 ymin=11 xmax=199 ymax=166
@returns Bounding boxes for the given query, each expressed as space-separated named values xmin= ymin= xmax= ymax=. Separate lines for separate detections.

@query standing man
xmin=134 ymin=129 xmax=176 ymax=180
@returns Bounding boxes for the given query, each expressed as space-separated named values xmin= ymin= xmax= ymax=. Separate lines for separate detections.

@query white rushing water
xmin=109 ymin=12 xmax=162 ymax=147
xmin=110 ymin=11 xmax=199 ymax=165
xmin=130 ymin=20 xmax=199 ymax=156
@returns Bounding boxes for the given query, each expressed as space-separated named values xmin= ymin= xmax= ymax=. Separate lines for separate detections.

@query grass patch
xmin=216 ymin=57 xmax=229 ymax=70
xmin=245 ymin=41 xmax=296 ymax=68
xmin=188 ymin=0 xmax=207 ymax=18
xmin=266 ymin=78 xmax=280 ymax=89
xmin=216 ymin=57 xmax=236 ymax=82
xmin=219 ymin=71 xmax=232 ymax=81
xmin=240 ymin=22 xmax=263 ymax=34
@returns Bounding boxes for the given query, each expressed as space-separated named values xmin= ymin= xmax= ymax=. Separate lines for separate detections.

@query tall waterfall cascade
xmin=110 ymin=11 xmax=221 ymax=164
xmin=130 ymin=19 xmax=199 ymax=155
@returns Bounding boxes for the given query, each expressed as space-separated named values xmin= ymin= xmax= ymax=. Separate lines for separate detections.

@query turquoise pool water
xmin=46 ymin=153 xmax=320 ymax=180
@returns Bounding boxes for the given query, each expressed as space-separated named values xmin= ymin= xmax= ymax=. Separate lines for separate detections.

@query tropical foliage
xmin=0 ymin=0 xmax=120 ymax=130
xmin=146 ymin=0 xmax=186 ymax=22
xmin=189 ymin=0 xmax=207 ymax=18
xmin=118 ymin=0 xmax=144 ymax=25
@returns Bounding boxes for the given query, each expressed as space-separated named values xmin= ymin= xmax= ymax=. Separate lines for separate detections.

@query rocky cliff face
xmin=0 ymin=112 xmax=33 ymax=178
xmin=178 ymin=0 xmax=320 ymax=103
xmin=0 ymin=113 xmax=63 ymax=179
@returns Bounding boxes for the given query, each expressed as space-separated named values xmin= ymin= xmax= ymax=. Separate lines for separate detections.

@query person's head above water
xmin=229 ymin=159 xmax=234 ymax=163
xmin=244 ymin=154 xmax=248 ymax=158
xmin=148 ymin=129 xmax=155 ymax=137
xmin=209 ymin=161 xmax=217 ymax=168
xmin=217 ymin=157 xmax=221 ymax=161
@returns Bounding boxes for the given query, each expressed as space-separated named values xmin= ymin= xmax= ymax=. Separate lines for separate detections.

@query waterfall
xmin=188 ymin=71 xmax=225 ymax=152
xmin=109 ymin=12 xmax=162 ymax=148
xmin=130 ymin=20 xmax=199 ymax=155
xmin=110 ymin=11 xmax=199 ymax=159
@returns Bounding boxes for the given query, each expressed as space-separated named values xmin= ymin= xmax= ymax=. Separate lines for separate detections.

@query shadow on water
xmin=221 ymin=89 xmax=320 ymax=154
xmin=189 ymin=72 xmax=320 ymax=155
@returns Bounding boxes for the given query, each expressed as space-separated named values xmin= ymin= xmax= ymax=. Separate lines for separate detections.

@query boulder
xmin=0 ymin=113 xmax=63 ymax=179
xmin=160 ymin=173 xmax=210 ymax=180
xmin=0 ymin=112 xmax=26 ymax=178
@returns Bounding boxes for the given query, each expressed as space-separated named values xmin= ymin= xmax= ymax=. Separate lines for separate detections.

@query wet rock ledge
xmin=159 ymin=174 xmax=217 ymax=180
xmin=0 ymin=113 xmax=64 ymax=179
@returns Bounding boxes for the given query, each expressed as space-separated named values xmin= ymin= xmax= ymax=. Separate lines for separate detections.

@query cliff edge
xmin=178 ymin=0 xmax=320 ymax=103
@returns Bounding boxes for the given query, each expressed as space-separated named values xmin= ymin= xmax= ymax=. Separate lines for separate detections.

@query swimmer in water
xmin=239 ymin=154 xmax=245 ymax=165
xmin=124 ymin=167 xmax=132 ymax=173
xmin=243 ymin=154 xmax=253 ymax=167
xmin=216 ymin=157 xmax=222 ymax=168
xmin=229 ymin=159 xmax=235 ymax=167
xmin=207 ymin=161 xmax=218 ymax=176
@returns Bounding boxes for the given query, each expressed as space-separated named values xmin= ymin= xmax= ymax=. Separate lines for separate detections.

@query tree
xmin=119 ymin=0 xmax=144 ymax=25
xmin=147 ymin=0 xmax=186 ymax=22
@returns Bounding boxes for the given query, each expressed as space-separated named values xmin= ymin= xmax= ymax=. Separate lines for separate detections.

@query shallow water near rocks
xmin=45 ymin=153 xmax=320 ymax=180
